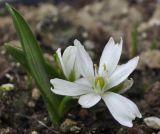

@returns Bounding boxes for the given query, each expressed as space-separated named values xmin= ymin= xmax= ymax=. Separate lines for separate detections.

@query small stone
xmin=32 ymin=88 xmax=41 ymax=100
xmin=5 ymin=73 xmax=14 ymax=81
xmin=31 ymin=131 xmax=38 ymax=134
xmin=16 ymin=62 xmax=21 ymax=67
xmin=144 ymin=116 xmax=160 ymax=130
xmin=60 ymin=119 xmax=77 ymax=133
xmin=1 ymin=50 xmax=6 ymax=55
xmin=70 ymin=126 xmax=81 ymax=133
xmin=0 ymin=83 xmax=14 ymax=91
xmin=137 ymin=50 xmax=160 ymax=70
xmin=84 ymin=40 xmax=95 ymax=50
xmin=27 ymin=101 xmax=36 ymax=108
xmin=82 ymin=31 xmax=88 ymax=38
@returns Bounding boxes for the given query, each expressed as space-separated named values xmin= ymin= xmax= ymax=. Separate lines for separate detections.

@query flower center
xmin=95 ymin=76 xmax=105 ymax=89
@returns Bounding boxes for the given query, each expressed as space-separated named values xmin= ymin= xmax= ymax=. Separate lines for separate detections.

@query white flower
xmin=55 ymin=46 xmax=80 ymax=81
xmin=50 ymin=38 xmax=142 ymax=127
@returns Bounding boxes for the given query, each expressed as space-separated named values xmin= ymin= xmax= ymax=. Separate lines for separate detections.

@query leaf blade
xmin=6 ymin=3 xmax=61 ymax=124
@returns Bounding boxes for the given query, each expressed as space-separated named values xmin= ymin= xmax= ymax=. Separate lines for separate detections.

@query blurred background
xmin=0 ymin=0 xmax=160 ymax=134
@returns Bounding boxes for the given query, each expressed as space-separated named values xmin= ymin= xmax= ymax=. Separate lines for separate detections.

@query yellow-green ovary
xmin=95 ymin=77 xmax=105 ymax=89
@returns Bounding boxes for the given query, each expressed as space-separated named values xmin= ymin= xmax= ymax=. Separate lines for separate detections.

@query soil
xmin=0 ymin=0 xmax=160 ymax=134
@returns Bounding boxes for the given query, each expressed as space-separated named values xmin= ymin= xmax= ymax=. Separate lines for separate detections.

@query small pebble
xmin=70 ymin=126 xmax=81 ymax=133
xmin=82 ymin=31 xmax=88 ymax=38
xmin=84 ymin=40 xmax=95 ymax=50
xmin=0 ymin=83 xmax=14 ymax=91
xmin=60 ymin=119 xmax=77 ymax=132
xmin=32 ymin=88 xmax=41 ymax=100
xmin=1 ymin=50 xmax=6 ymax=55
xmin=5 ymin=73 xmax=14 ymax=81
xmin=144 ymin=116 xmax=160 ymax=130
xmin=27 ymin=101 xmax=36 ymax=107
xmin=31 ymin=131 xmax=38 ymax=134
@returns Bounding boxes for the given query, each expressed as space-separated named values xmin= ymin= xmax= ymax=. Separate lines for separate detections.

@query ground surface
xmin=0 ymin=0 xmax=160 ymax=133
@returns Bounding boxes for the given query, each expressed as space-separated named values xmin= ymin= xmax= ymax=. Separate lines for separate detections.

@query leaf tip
xmin=5 ymin=3 xmax=13 ymax=13
xmin=5 ymin=3 xmax=10 ymax=9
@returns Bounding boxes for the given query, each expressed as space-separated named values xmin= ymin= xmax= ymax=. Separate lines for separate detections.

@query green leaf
xmin=45 ymin=61 xmax=60 ymax=79
xmin=58 ymin=96 xmax=76 ymax=117
xmin=131 ymin=22 xmax=139 ymax=57
xmin=5 ymin=42 xmax=59 ymax=79
xmin=5 ymin=42 xmax=30 ymax=71
xmin=6 ymin=3 xmax=61 ymax=124
xmin=5 ymin=43 xmax=76 ymax=123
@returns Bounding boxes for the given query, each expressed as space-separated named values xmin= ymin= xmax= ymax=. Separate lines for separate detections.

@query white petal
xmin=56 ymin=48 xmax=67 ymax=76
xmin=99 ymin=37 xmax=122 ymax=76
xmin=102 ymin=92 xmax=142 ymax=127
xmin=74 ymin=39 xmax=94 ymax=78
xmin=74 ymin=60 xmax=81 ymax=79
xmin=62 ymin=46 xmax=77 ymax=78
xmin=109 ymin=56 xmax=139 ymax=89
xmin=75 ymin=78 xmax=92 ymax=87
xmin=50 ymin=78 xmax=92 ymax=96
xmin=78 ymin=93 xmax=101 ymax=108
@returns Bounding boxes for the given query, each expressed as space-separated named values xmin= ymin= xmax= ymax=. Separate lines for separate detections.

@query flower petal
xmin=74 ymin=39 xmax=94 ymax=78
xmin=56 ymin=48 xmax=67 ymax=76
xmin=102 ymin=92 xmax=142 ymax=127
xmin=109 ymin=56 xmax=139 ymax=89
xmin=74 ymin=60 xmax=81 ymax=79
xmin=75 ymin=78 xmax=92 ymax=87
xmin=78 ymin=93 xmax=101 ymax=108
xmin=62 ymin=46 xmax=77 ymax=78
xmin=50 ymin=78 xmax=92 ymax=96
xmin=99 ymin=37 xmax=122 ymax=76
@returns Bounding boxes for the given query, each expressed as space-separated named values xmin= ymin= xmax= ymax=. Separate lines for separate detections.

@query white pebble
xmin=144 ymin=116 xmax=160 ymax=130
